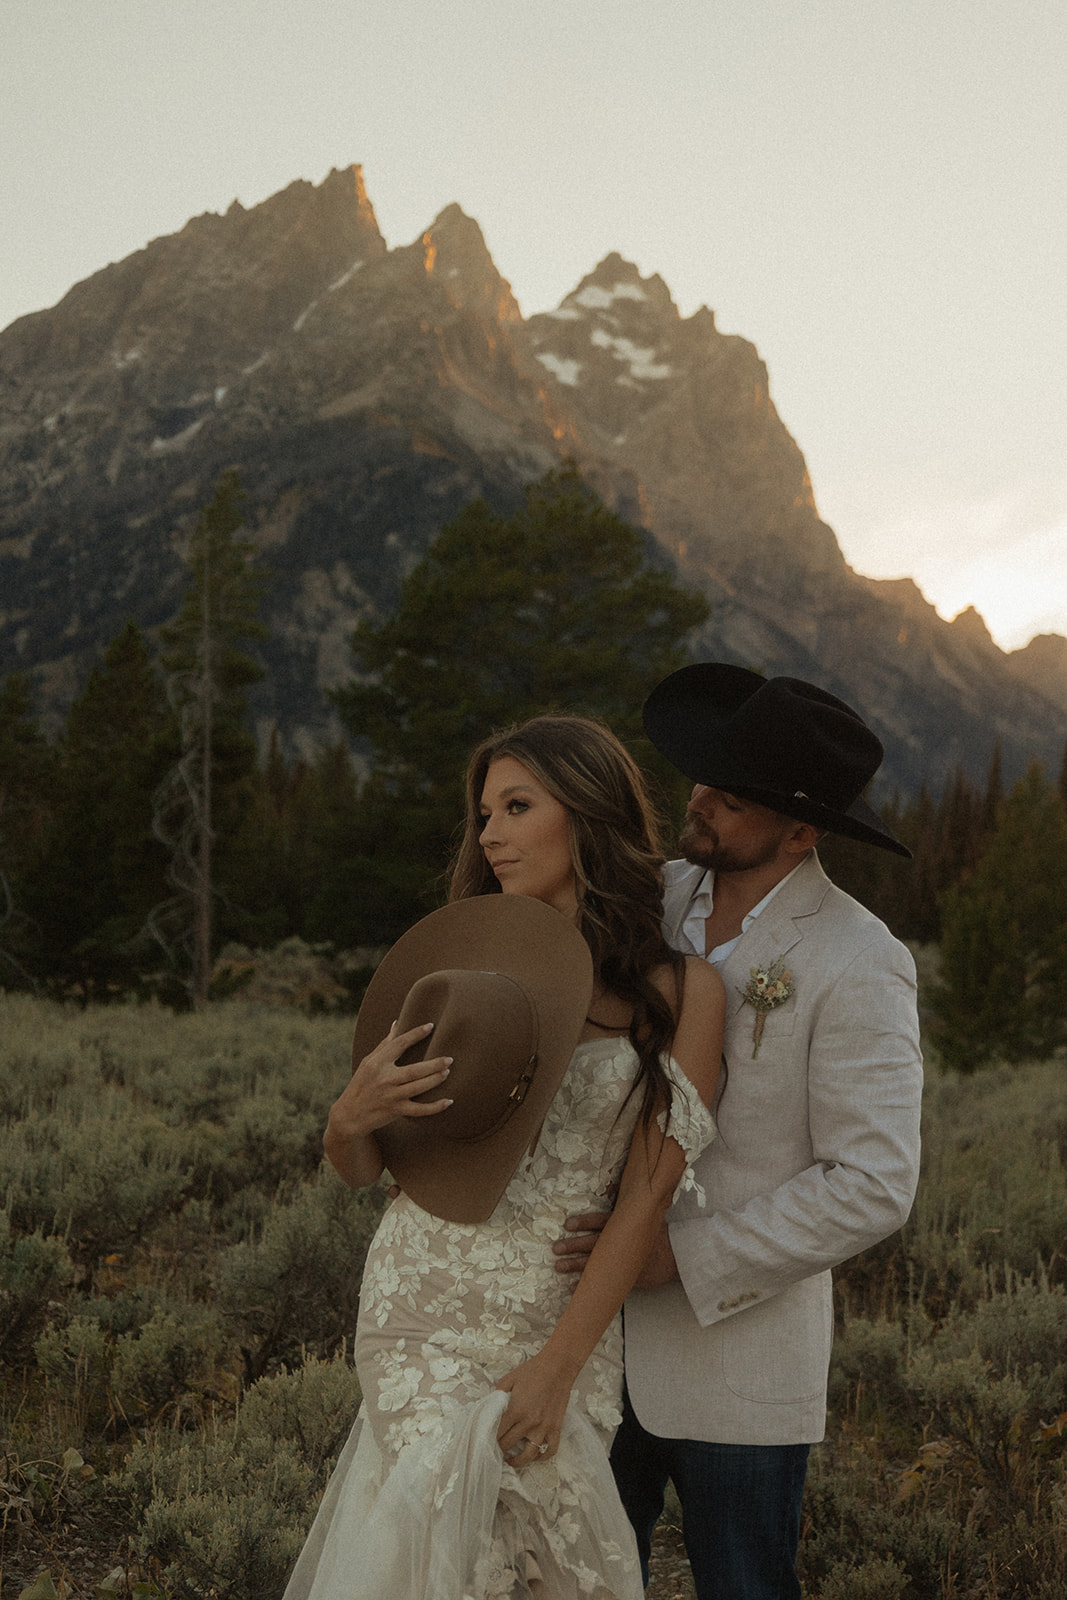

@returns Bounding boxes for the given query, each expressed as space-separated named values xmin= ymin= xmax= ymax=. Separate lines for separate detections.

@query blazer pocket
xmin=720 ymin=1277 xmax=832 ymax=1404
xmin=753 ymin=1007 xmax=797 ymax=1041
xmin=727 ymin=1007 xmax=798 ymax=1064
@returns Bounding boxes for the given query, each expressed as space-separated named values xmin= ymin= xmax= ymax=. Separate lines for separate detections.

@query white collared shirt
xmin=679 ymin=860 xmax=805 ymax=967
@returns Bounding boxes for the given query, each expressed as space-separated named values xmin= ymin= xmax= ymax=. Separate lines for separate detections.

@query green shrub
xmin=815 ymin=1555 xmax=908 ymax=1600
xmin=0 ymin=1210 xmax=74 ymax=1361
xmin=116 ymin=1349 xmax=362 ymax=1600
xmin=1 ymin=1099 xmax=195 ymax=1261
xmin=34 ymin=1296 xmax=232 ymax=1431
xmin=34 ymin=1313 xmax=114 ymax=1430
xmin=110 ymin=1304 xmax=230 ymax=1426
xmin=214 ymin=1168 xmax=384 ymax=1381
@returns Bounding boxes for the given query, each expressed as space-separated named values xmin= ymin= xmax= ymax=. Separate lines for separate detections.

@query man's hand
xmin=552 ymin=1213 xmax=681 ymax=1288
xmin=551 ymin=1210 xmax=609 ymax=1275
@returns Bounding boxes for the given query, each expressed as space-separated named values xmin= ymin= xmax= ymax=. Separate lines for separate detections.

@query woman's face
xmin=479 ymin=755 xmax=578 ymax=917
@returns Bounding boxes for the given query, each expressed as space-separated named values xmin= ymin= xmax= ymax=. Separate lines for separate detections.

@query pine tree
xmin=27 ymin=624 xmax=178 ymax=996
xmin=296 ymin=742 xmax=377 ymax=948
xmin=150 ymin=473 xmax=270 ymax=1003
xmin=0 ymin=674 xmax=55 ymax=986
xmin=932 ymin=763 xmax=1067 ymax=1070
xmin=333 ymin=464 xmax=708 ymax=938
xmin=983 ymin=737 xmax=1003 ymax=831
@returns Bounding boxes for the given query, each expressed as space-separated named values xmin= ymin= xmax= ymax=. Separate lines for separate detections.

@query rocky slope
xmin=1 ymin=164 xmax=1063 ymax=792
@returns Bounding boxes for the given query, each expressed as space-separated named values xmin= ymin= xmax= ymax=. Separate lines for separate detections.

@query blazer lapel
xmin=662 ymin=862 xmax=708 ymax=951
xmin=719 ymin=852 xmax=830 ymax=1023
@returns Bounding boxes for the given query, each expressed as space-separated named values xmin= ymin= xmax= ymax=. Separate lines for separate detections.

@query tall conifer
xmin=932 ymin=764 xmax=1067 ymax=1070
xmin=334 ymin=464 xmax=708 ymax=938
xmin=27 ymin=624 xmax=177 ymax=995
xmin=150 ymin=473 xmax=269 ymax=1003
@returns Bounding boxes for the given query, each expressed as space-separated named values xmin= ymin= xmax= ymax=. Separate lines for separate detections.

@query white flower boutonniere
xmin=738 ymin=958 xmax=794 ymax=1058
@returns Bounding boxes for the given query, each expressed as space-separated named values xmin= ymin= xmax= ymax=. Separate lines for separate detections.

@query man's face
xmin=678 ymin=785 xmax=796 ymax=874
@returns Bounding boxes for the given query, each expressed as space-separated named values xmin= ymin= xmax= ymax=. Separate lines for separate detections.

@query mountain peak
xmin=1005 ymin=632 xmax=1067 ymax=714
xmin=418 ymin=204 xmax=522 ymax=323
xmin=557 ymin=255 xmax=678 ymax=322
xmin=320 ymin=163 xmax=380 ymax=234
xmin=950 ymin=604 xmax=997 ymax=649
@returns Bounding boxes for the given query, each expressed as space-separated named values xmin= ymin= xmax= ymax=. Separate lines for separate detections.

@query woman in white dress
xmin=283 ymin=716 xmax=724 ymax=1600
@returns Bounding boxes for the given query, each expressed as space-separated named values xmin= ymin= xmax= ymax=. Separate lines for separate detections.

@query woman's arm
xmin=323 ymin=1020 xmax=454 ymax=1189
xmin=496 ymin=957 xmax=724 ymax=1465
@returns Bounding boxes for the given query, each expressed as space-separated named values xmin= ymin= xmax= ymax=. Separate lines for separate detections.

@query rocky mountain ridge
xmin=1 ymin=164 xmax=1064 ymax=794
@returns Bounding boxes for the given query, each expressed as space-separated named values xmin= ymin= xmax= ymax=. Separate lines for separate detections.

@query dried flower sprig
xmin=738 ymin=958 xmax=794 ymax=1057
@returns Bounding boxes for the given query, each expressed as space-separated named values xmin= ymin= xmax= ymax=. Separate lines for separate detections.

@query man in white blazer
xmin=555 ymin=664 xmax=923 ymax=1599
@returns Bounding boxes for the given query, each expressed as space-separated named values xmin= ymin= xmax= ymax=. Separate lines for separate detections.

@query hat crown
xmin=641 ymin=662 xmax=911 ymax=857
xmin=724 ymin=677 xmax=882 ymax=810
xmin=397 ymin=969 xmax=539 ymax=1142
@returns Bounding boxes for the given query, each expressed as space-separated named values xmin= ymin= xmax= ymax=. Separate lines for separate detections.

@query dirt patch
xmin=647 ymin=1518 xmax=698 ymax=1599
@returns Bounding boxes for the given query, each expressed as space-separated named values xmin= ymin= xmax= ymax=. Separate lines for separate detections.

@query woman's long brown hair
xmin=449 ymin=715 xmax=684 ymax=1130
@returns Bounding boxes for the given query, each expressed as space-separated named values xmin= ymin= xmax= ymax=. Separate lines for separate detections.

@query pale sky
xmin=4 ymin=0 xmax=1065 ymax=651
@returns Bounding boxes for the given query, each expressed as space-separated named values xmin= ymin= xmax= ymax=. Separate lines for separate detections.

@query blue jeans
xmin=609 ymin=1388 xmax=810 ymax=1599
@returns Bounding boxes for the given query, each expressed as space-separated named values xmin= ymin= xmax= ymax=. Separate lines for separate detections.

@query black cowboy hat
xmin=643 ymin=663 xmax=911 ymax=858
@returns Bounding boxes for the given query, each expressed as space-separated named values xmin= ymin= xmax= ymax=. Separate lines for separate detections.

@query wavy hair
xmin=449 ymin=716 xmax=684 ymax=1128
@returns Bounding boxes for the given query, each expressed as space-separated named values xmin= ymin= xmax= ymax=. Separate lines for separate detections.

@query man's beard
xmin=678 ymin=812 xmax=784 ymax=874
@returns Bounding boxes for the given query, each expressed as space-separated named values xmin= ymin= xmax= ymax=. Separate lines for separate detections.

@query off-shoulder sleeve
xmin=657 ymin=1061 xmax=716 ymax=1207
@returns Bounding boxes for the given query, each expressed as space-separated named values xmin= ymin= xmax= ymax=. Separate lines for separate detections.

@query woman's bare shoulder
xmin=649 ymin=954 xmax=725 ymax=1017
xmin=681 ymin=953 xmax=726 ymax=1007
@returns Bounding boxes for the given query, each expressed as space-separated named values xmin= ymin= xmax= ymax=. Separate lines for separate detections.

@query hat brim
xmin=350 ymin=895 xmax=593 ymax=1222
xmin=644 ymin=663 xmax=912 ymax=858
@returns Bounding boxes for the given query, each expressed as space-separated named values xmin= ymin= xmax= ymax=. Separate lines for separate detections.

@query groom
xmin=555 ymin=664 xmax=923 ymax=1599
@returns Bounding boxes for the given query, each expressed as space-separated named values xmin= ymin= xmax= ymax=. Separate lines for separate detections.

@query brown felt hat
xmin=350 ymin=895 xmax=593 ymax=1224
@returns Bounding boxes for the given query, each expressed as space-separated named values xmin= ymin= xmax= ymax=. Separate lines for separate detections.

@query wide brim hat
xmin=643 ymin=662 xmax=910 ymax=857
xmin=350 ymin=894 xmax=593 ymax=1224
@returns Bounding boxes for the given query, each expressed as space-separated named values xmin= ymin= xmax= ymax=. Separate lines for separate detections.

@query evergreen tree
xmin=150 ymin=473 xmax=270 ymax=1003
xmin=295 ymin=742 xmax=378 ymax=949
xmin=897 ymin=786 xmax=941 ymax=943
xmin=931 ymin=764 xmax=1067 ymax=1071
xmin=0 ymin=674 xmax=54 ymax=986
xmin=26 ymin=624 xmax=178 ymax=996
xmin=983 ymin=737 xmax=1004 ymax=831
xmin=333 ymin=465 xmax=708 ymax=938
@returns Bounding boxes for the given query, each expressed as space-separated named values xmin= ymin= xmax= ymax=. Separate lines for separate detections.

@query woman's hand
xmin=495 ymin=1349 xmax=578 ymax=1468
xmin=323 ymin=1021 xmax=453 ymax=1189
xmin=330 ymin=1021 xmax=454 ymax=1139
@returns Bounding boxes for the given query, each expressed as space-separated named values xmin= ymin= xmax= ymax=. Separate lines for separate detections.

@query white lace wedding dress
xmin=283 ymin=1036 xmax=715 ymax=1600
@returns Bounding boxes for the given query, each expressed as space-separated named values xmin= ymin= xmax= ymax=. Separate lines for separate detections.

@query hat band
xmin=455 ymin=1050 xmax=540 ymax=1144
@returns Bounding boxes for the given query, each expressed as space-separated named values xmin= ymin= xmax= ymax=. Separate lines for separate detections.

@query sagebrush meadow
xmin=1 ymin=970 xmax=1065 ymax=1599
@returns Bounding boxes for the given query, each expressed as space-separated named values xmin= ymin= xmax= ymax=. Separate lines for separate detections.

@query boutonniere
xmin=738 ymin=958 xmax=794 ymax=1057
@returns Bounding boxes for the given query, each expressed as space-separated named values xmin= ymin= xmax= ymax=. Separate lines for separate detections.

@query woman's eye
xmin=507 ymin=800 xmax=529 ymax=815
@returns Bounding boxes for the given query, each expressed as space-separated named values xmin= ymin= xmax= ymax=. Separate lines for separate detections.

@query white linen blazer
xmin=624 ymin=851 xmax=922 ymax=1444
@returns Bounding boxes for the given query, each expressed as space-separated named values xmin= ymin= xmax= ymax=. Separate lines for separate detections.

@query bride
xmin=283 ymin=715 xmax=724 ymax=1600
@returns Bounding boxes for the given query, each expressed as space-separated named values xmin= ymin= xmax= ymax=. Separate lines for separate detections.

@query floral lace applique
xmin=656 ymin=1060 xmax=716 ymax=1206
